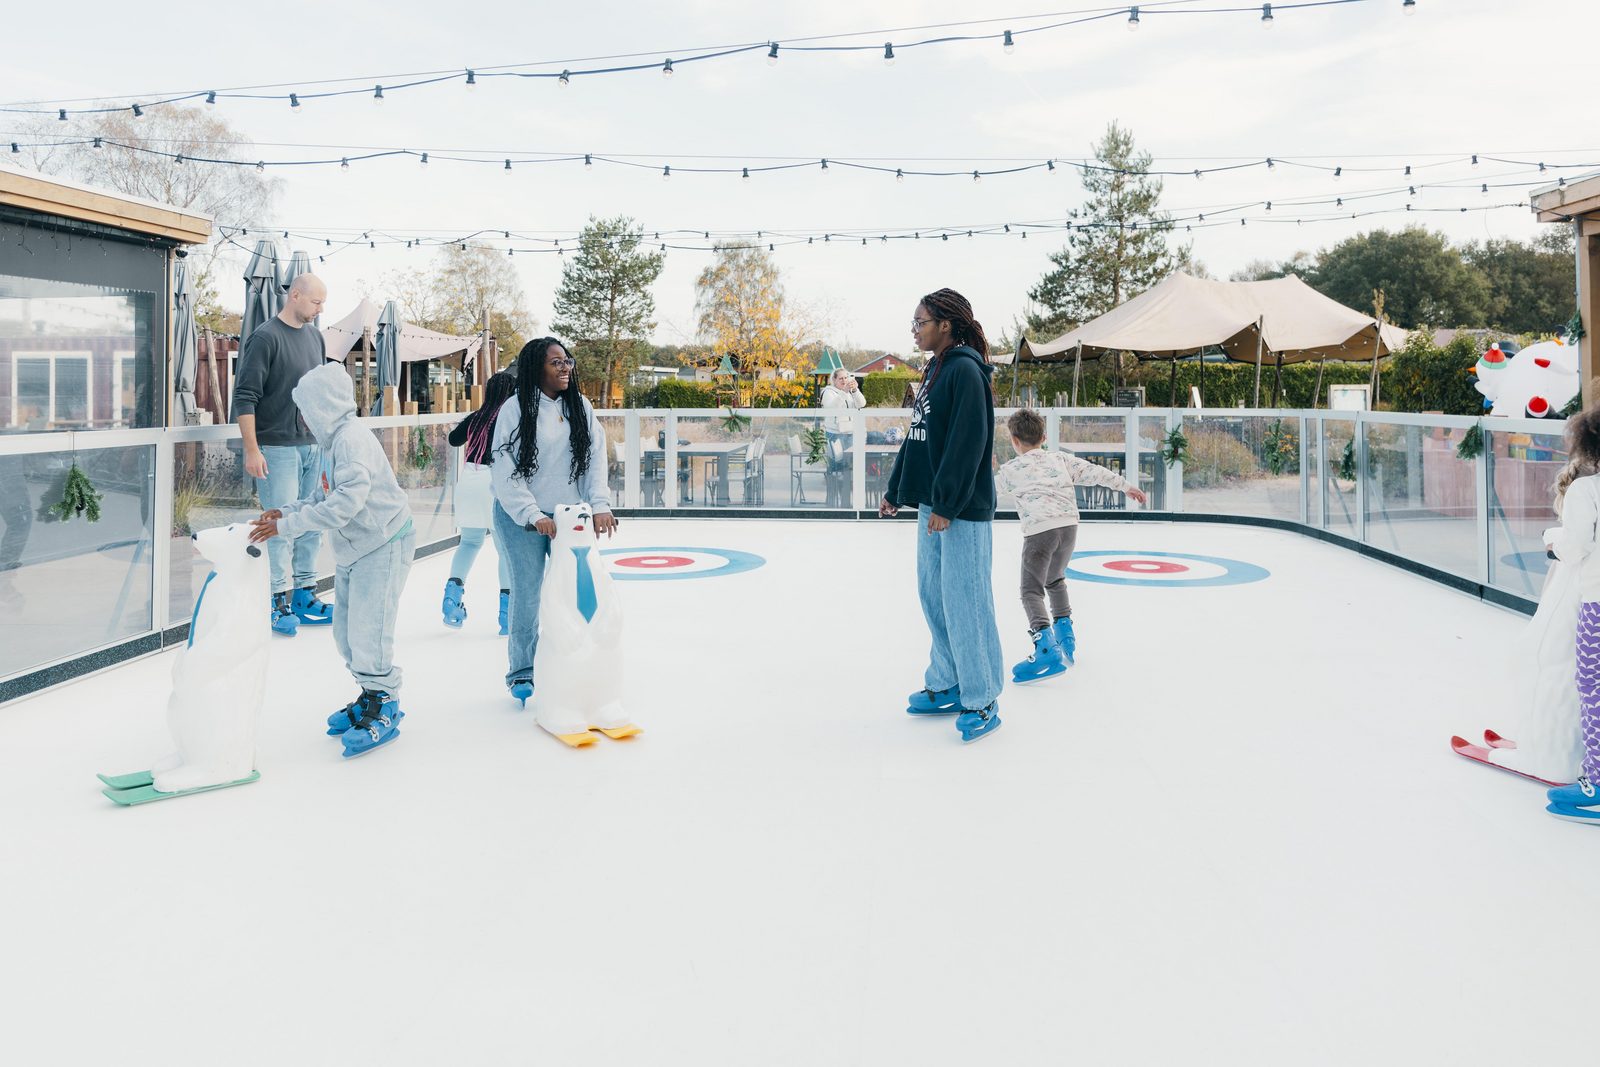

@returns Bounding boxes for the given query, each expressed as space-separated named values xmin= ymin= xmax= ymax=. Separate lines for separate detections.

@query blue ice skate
xmin=1547 ymin=776 xmax=1600 ymax=808
xmin=327 ymin=692 xmax=404 ymax=735
xmin=509 ymin=677 xmax=534 ymax=708
xmin=1011 ymin=628 xmax=1067 ymax=683
xmin=907 ymin=685 xmax=962 ymax=715
xmin=290 ymin=586 xmax=334 ymax=625
xmin=340 ymin=692 xmax=401 ymax=758
xmin=1547 ymin=801 xmax=1600 ymax=825
xmin=441 ymin=578 xmax=467 ymax=628
xmin=1052 ymin=617 xmax=1076 ymax=664
xmin=956 ymin=703 xmax=1002 ymax=744
xmin=270 ymin=593 xmax=299 ymax=637
xmin=498 ymin=590 xmax=510 ymax=636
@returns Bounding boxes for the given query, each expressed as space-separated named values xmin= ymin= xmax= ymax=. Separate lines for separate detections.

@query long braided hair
xmin=1555 ymin=406 xmax=1600 ymax=514
xmin=507 ymin=337 xmax=593 ymax=483
xmin=917 ymin=288 xmax=993 ymax=403
xmin=458 ymin=370 xmax=517 ymax=466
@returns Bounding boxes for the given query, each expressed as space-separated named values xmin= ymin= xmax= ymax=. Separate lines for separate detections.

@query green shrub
xmin=1183 ymin=426 xmax=1261 ymax=486
xmin=861 ymin=371 xmax=918 ymax=407
xmin=655 ymin=379 xmax=719 ymax=408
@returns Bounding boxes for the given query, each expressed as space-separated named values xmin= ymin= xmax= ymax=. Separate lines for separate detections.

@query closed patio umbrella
xmin=240 ymin=238 xmax=280 ymax=348
xmin=371 ymin=300 xmax=401 ymax=415
xmin=277 ymin=250 xmax=319 ymax=327
xmin=172 ymin=252 xmax=199 ymax=423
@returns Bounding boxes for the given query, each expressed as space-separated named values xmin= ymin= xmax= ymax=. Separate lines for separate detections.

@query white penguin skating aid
xmin=99 ymin=523 xmax=271 ymax=804
xmin=530 ymin=503 xmax=639 ymax=747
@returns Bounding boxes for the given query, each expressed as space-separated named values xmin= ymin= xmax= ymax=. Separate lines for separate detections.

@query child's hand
xmin=594 ymin=513 xmax=618 ymax=538
xmin=1127 ymin=488 xmax=1148 ymax=505
xmin=248 ymin=515 xmax=280 ymax=543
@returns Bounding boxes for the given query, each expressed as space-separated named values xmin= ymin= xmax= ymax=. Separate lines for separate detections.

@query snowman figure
xmin=1474 ymin=339 xmax=1579 ymax=418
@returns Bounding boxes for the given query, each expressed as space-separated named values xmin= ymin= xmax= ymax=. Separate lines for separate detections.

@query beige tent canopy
xmin=320 ymin=298 xmax=484 ymax=364
xmin=1017 ymin=272 xmax=1407 ymax=406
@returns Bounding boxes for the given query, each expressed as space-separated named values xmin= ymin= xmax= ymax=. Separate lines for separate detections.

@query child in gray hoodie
xmin=249 ymin=363 xmax=415 ymax=758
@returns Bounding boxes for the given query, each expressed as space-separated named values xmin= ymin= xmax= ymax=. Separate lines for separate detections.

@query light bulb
xmin=884 ymin=43 xmax=895 ymax=65
xmin=768 ymin=42 xmax=779 ymax=65
xmin=419 ymin=152 xmax=429 ymax=167
xmin=1332 ymin=166 xmax=1341 ymax=180
xmin=1193 ymin=169 xmax=1203 ymax=181
xmin=131 ymin=104 xmax=143 ymax=118
xmin=895 ymin=168 xmax=904 ymax=183
xmin=205 ymin=91 xmax=217 ymax=108
xmin=559 ymin=70 xmax=570 ymax=87
xmin=1471 ymin=153 xmax=1479 ymax=167
xmin=1047 ymin=159 xmax=1056 ymax=173
xmin=663 ymin=58 xmax=674 ymax=77
xmin=256 ymin=161 xmax=265 ymax=172
xmin=821 ymin=158 xmax=830 ymax=173
xmin=1403 ymin=164 xmax=1411 ymax=176
xmin=1003 ymin=30 xmax=1015 ymax=53
xmin=972 ymin=170 xmax=981 ymax=183
xmin=289 ymin=93 xmax=302 ymax=113
xmin=662 ymin=165 xmax=671 ymax=181
xmin=1127 ymin=6 xmax=1140 ymax=31
xmin=341 ymin=158 xmax=350 ymax=171
xmin=742 ymin=167 xmax=750 ymax=182
xmin=1261 ymin=4 xmax=1274 ymax=26
xmin=1266 ymin=157 xmax=1275 ymax=170
xmin=1402 ymin=0 xmax=1416 ymax=15
xmin=1265 ymin=200 xmax=1272 ymax=211
xmin=1481 ymin=183 xmax=1488 ymax=195
xmin=465 ymin=70 xmax=477 ymax=90
xmin=584 ymin=153 xmax=592 ymax=170
xmin=92 ymin=137 xmax=102 ymax=150
xmin=504 ymin=159 xmax=512 ymax=171
xmin=373 ymin=85 xmax=385 ymax=105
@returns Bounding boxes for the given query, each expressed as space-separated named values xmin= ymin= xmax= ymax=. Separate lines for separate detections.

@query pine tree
xmin=552 ymin=216 xmax=665 ymax=407
xmin=1026 ymin=122 xmax=1186 ymax=372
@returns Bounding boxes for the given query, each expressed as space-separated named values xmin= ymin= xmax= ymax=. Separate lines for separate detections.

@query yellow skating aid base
xmin=551 ymin=731 xmax=599 ymax=748
xmin=596 ymin=725 xmax=642 ymax=740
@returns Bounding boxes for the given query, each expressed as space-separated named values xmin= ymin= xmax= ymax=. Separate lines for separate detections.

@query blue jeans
xmin=916 ymin=505 xmax=1004 ymax=709
xmin=449 ymin=527 xmax=511 ymax=589
xmin=333 ymin=528 xmax=414 ymax=693
xmin=492 ymin=502 xmax=551 ymax=687
xmin=256 ymin=444 xmax=324 ymax=595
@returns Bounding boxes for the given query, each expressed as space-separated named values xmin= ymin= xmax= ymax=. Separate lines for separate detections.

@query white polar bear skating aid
xmin=98 ymin=523 xmax=271 ymax=805
xmin=530 ymin=503 xmax=638 ymax=747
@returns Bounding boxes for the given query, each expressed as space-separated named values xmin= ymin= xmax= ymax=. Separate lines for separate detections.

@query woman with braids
xmin=441 ymin=369 xmax=517 ymax=633
xmin=489 ymin=338 xmax=617 ymax=705
xmin=880 ymin=288 xmax=1005 ymax=743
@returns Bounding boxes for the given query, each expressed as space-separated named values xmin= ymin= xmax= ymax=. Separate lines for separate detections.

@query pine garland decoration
xmin=1160 ymin=425 xmax=1190 ymax=469
xmin=1339 ymin=439 xmax=1357 ymax=481
xmin=49 ymin=461 xmax=103 ymax=522
xmin=1455 ymin=422 xmax=1485 ymax=460
xmin=410 ymin=427 xmax=435 ymax=471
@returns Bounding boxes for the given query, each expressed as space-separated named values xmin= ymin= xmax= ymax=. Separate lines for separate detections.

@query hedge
xmin=861 ymin=371 xmax=918 ymax=407
xmin=654 ymin=379 xmax=719 ymax=408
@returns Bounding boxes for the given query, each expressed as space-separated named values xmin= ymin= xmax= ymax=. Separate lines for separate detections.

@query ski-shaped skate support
xmin=1449 ymin=736 xmax=1568 ymax=788
xmin=98 ymin=769 xmax=261 ymax=806
xmin=595 ymin=725 xmax=641 ymax=740
xmin=550 ymin=731 xmax=598 ymax=748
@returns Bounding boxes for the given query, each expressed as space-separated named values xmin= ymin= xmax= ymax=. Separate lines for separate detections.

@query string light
xmin=821 ymin=158 xmax=830 ymax=173
xmin=504 ymin=158 xmax=512 ymax=171
xmin=130 ymin=104 xmax=142 ymax=118
xmin=662 ymin=165 xmax=671 ymax=180
xmin=883 ymin=43 xmax=895 ymax=65
xmin=1193 ymin=169 xmax=1202 ymax=181
xmin=1261 ymin=4 xmax=1274 ymax=26
xmin=895 ymin=168 xmax=904 ymax=182
xmin=1265 ymin=157 xmax=1275 ymax=170
xmin=1403 ymin=0 xmax=1417 ymax=13
xmin=256 ymin=160 xmax=265 ymax=172
xmin=1127 ymin=6 xmax=1140 ymax=31
xmin=341 ymin=157 xmax=350 ymax=171
xmin=289 ymin=93 xmax=302 ymax=113
xmin=584 ymin=153 xmax=592 ymax=169
xmin=419 ymin=152 xmax=428 ymax=166
xmin=972 ymin=170 xmax=981 ymax=183
xmin=559 ymin=70 xmax=571 ymax=87
xmin=174 ymin=153 xmax=184 ymax=165
xmin=91 ymin=137 xmax=102 ymax=150
xmin=373 ymin=85 xmax=385 ymax=105
xmin=742 ymin=167 xmax=750 ymax=181
xmin=1481 ymin=183 xmax=1488 ymax=195
xmin=204 ymin=91 xmax=216 ymax=108
xmin=1333 ymin=166 xmax=1341 ymax=180
xmin=662 ymin=58 xmax=674 ymax=77
xmin=1403 ymin=164 xmax=1411 ymax=176
xmin=465 ymin=70 xmax=476 ymax=90
xmin=1471 ymin=154 xmax=1479 ymax=166
xmin=767 ymin=42 xmax=779 ymax=65
xmin=1003 ymin=30 xmax=1015 ymax=53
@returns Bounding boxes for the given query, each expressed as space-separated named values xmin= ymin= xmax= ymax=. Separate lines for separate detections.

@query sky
xmin=3 ymin=0 xmax=1595 ymax=354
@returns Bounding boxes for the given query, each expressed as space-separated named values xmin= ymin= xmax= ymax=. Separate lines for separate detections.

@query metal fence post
xmin=1476 ymin=426 xmax=1492 ymax=586
xmin=152 ymin=434 xmax=173 ymax=631
xmin=624 ymin=410 xmax=640 ymax=509
xmin=1045 ymin=411 xmax=1060 ymax=452
xmin=1166 ymin=408 xmax=1183 ymax=513
xmin=852 ymin=411 xmax=866 ymax=512
xmin=1298 ymin=413 xmax=1309 ymax=526
xmin=1124 ymin=408 xmax=1139 ymax=511
xmin=665 ymin=412 xmax=679 ymax=509
xmin=1355 ymin=411 xmax=1368 ymax=544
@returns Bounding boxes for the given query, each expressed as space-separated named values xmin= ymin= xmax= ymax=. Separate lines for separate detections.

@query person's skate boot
xmin=271 ymin=592 xmax=300 ymax=637
xmin=328 ymin=692 xmax=404 ymax=735
xmin=1052 ymin=616 xmax=1076 ymax=665
xmin=1548 ymin=776 xmax=1600 ymax=809
xmin=340 ymin=691 xmax=401 ymax=758
xmin=907 ymin=685 xmax=962 ymax=715
xmin=1011 ymin=628 xmax=1067 ymax=683
xmin=508 ymin=677 xmax=534 ymax=708
xmin=442 ymin=578 xmax=467 ymax=628
xmin=956 ymin=703 xmax=1002 ymax=744
xmin=290 ymin=586 xmax=334 ymax=625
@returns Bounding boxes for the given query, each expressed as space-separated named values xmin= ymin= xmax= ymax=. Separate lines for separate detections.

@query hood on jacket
xmin=938 ymin=345 xmax=995 ymax=383
xmin=290 ymin=363 xmax=358 ymax=445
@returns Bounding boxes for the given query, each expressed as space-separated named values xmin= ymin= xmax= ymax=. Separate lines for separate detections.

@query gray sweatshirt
xmin=276 ymin=363 xmax=413 ymax=565
xmin=231 ymin=316 xmax=326 ymax=446
xmin=489 ymin=392 xmax=612 ymax=526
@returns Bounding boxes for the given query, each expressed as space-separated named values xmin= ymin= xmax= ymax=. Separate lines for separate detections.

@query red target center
xmin=613 ymin=555 xmax=695 ymax=569
xmin=1103 ymin=559 xmax=1189 ymax=574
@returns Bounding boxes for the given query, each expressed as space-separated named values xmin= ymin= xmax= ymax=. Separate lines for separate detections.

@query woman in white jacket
xmin=820 ymin=369 xmax=865 ymax=506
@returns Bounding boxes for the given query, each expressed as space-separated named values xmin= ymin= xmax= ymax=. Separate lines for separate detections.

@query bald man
xmin=231 ymin=274 xmax=335 ymax=635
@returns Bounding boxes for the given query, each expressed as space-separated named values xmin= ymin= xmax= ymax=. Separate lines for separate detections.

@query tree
xmin=1025 ymin=122 xmax=1188 ymax=349
xmin=551 ymin=216 xmax=665 ymax=408
xmin=1309 ymin=227 xmax=1492 ymax=329
xmin=1462 ymin=228 xmax=1576 ymax=334
xmin=1230 ymin=251 xmax=1314 ymax=282
xmin=694 ymin=243 xmax=818 ymax=404
xmin=13 ymin=105 xmax=281 ymax=331
xmin=384 ymin=244 xmax=538 ymax=364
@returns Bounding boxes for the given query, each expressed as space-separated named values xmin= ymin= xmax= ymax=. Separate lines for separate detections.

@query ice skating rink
xmin=3 ymin=518 xmax=1597 ymax=1066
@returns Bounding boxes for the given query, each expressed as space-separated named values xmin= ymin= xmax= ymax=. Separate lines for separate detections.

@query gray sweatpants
xmin=332 ymin=528 xmax=415 ymax=694
xmin=1019 ymin=524 xmax=1078 ymax=632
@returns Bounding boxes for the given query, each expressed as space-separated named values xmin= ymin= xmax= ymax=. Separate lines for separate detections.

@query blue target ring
xmin=599 ymin=546 xmax=766 ymax=581
xmin=1067 ymin=550 xmax=1270 ymax=588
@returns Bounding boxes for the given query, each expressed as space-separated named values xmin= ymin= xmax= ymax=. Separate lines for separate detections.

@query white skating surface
xmin=3 ymin=519 xmax=1596 ymax=1066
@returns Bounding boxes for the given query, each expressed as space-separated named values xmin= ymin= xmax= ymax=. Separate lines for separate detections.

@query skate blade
xmin=1010 ymin=666 xmax=1067 ymax=685
xmin=97 ymin=770 xmax=154 ymax=790
xmin=341 ymin=732 xmax=400 ymax=760
xmin=551 ymin=731 xmax=599 ymax=748
xmin=1547 ymin=803 xmax=1600 ymax=824
xmin=103 ymin=772 xmax=260 ymax=806
xmin=960 ymin=721 xmax=1003 ymax=745
xmin=596 ymin=725 xmax=641 ymax=740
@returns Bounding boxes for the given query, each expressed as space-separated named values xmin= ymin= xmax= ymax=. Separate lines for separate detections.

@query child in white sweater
xmin=997 ymin=409 xmax=1145 ymax=682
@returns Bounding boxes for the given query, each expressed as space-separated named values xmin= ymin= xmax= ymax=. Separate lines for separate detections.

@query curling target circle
xmin=599 ymin=546 xmax=766 ymax=581
xmin=1066 ymin=551 xmax=1269 ymax=588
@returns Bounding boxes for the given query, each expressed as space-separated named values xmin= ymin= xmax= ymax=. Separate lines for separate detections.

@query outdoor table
xmin=643 ymin=442 xmax=749 ymax=504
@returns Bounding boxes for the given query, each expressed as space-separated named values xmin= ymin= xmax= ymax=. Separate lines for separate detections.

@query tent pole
xmin=1252 ymin=317 xmax=1265 ymax=408
xmin=1313 ymin=355 xmax=1326 ymax=410
xmin=1168 ymin=355 xmax=1177 ymax=407
xmin=1070 ymin=342 xmax=1082 ymax=408
xmin=1010 ymin=344 xmax=1020 ymax=406
xmin=1371 ymin=322 xmax=1383 ymax=408
xmin=1273 ymin=353 xmax=1283 ymax=409
xmin=1198 ymin=348 xmax=1205 ymax=408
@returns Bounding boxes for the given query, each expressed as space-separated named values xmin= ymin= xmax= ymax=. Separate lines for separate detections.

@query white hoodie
xmin=997 ymin=448 xmax=1136 ymax=535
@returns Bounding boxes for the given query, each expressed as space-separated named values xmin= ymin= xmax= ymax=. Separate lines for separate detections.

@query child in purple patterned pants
xmin=1547 ymin=410 xmax=1600 ymax=823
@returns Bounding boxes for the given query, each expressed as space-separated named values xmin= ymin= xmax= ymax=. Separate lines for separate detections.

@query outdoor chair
xmin=730 ymin=437 xmax=766 ymax=505
xmin=789 ymin=434 xmax=827 ymax=506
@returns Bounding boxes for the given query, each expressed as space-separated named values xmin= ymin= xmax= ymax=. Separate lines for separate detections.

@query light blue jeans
xmin=333 ymin=528 xmax=415 ymax=694
xmin=916 ymin=505 xmax=1004 ymax=710
xmin=449 ymin=527 xmax=511 ymax=589
xmin=492 ymin=502 xmax=551 ymax=687
xmin=256 ymin=444 xmax=323 ymax=595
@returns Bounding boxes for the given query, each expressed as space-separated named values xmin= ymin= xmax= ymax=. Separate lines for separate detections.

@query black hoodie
xmin=884 ymin=345 xmax=996 ymax=521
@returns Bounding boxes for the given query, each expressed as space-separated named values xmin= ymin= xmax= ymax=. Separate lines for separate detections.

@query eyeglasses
xmin=911 ymin=318 xmax=932 ymax=330
xmin=546 ymin=357 xmax=575 ymax=369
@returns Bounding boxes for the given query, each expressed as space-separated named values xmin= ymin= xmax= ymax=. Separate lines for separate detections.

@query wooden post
xmin=1251 ymin=318 xmax=1265 ymax=408
xmin=382 ymin=386 xmax=399 ymax=414
xmin=203 ymin=329 xmax=225 ymax=424
xmin=360 ymin=326 xmax=373 ymax=414
xmin=1168 ymin=356 xmax=1177 ymax=407
xmin=1313 ymin=355 xmax=1326 ymax=409
xmin=1070 ymin=342 xmax=1083 ymax=408
xmin=480 ymin=308 xmax=492 ymax=384
xmin=1198 ymin=348 xmax=1206 ymax=407
xmin=1370 ymin=322 xmax=1382 ymax=408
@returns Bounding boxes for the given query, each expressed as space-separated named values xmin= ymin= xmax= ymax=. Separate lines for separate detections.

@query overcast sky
xmin=3 ymin=0 xmax=1594 ymax=352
